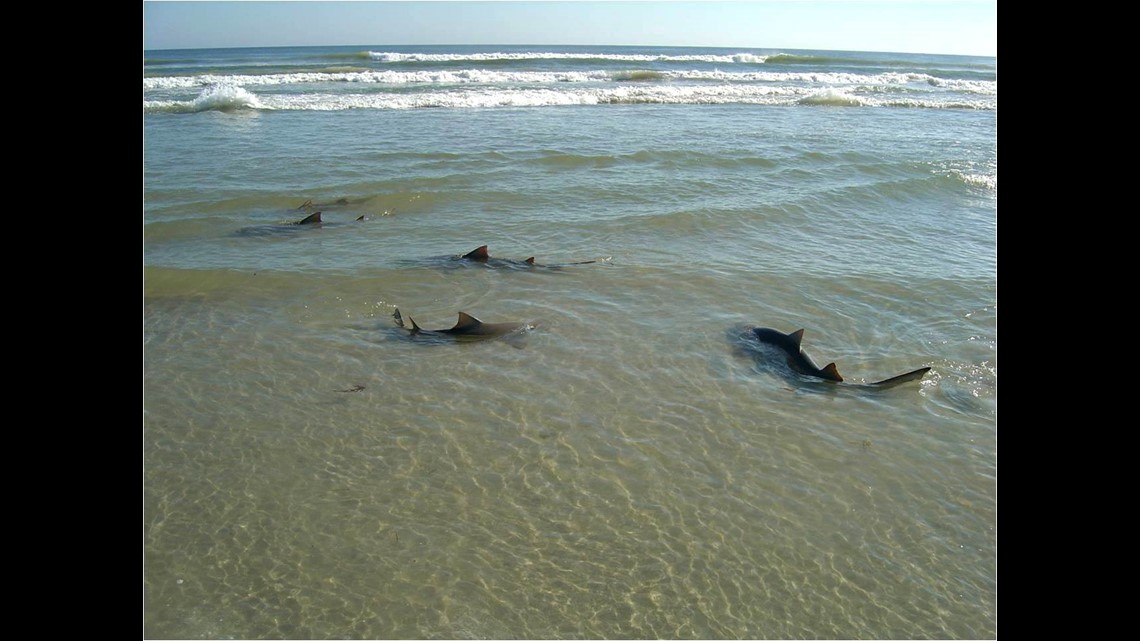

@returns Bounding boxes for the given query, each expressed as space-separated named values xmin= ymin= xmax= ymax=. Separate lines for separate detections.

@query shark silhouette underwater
xmin=297 ymin=198 xmax=350 ymax=209
xmin=298 ymin=196 xmax=387 ymax=221
xmin=455 ymin=245 xmax=606 ymax=269
xmin=237 ymin=211 xmax=368 ymax=237
xmin=746 ymin=326 xmax=931 ymax=389
xmin=392 ymin=308 xmax=536 ymax=343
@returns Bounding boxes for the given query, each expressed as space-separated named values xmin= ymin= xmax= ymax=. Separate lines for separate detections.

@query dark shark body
xmin=751 ymin=327 xmax=844 ymax=381
xmin=238 ymin=210 xmax=372 ymax=236
xmin=458 ymin=245 xmax=604 ymax=269
xmin=461 ymin=245 xmax=538 ymax=267
xmin=299 ymin=197 xmax=390 ymax=220
xmin=396 ymin=245 xmax=607 ymax=270
xmin=296 ymin=211 xmax=371 ymax=224
xmin=393 ymin=309 xmax=534 ymax=342
xmin=237 ymin=211 xmax=325 ymax=236
xmin=750 ymin=327 xmax=930 ymax=389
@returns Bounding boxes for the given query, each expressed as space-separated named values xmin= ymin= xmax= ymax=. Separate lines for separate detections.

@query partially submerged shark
xmin=394 ymin=245 xmax=608 ymax=270
xmin=458 ymin=245 xmax=605 ymax=269
xmin=238 ymin=211 xmax=366 ymax=236
xmin=461 ymin=245 xmax=537 ymax=267
xmin=298 ymin=198 xmax=350 ymax=209
xmin=393 ymin=308 xmax=535 ymax=342
xmin=298 ymin=198 xmax=383 ymax=220
xmin=749 ymin=327 xmax=930 ymax=389
xmin=237 ymin=212 xmax=323 ymax=236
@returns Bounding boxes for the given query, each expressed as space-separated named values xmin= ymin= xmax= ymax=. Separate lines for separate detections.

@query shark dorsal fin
xmin=789 ymin=329 xmax=805 ymax=347
xmin=297 ymin=211 xmax=322 ymax=224
xmin=525 ymin=257 xmax=536 ymax=265
xmin=454 ymin=312 xmax=483 ymax=329
xmin=463 ymin=245 xmax=490 ymax=261
xmin=820 ymin=362 xmax=843 ymax=382
xmin=408 ymin=316 xmax=422 ymax=332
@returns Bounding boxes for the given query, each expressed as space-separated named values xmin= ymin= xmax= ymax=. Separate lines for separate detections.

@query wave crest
xmin=612 ymin=70 xmax=666 ymax=82
xmin=797 ymin=90 xmax=865 ymax=107
xmin=366 ymin=50 xmax=771 ymax=64
xmin=144 ymin=84 xmax=264 ymax=114
xmin=193 ymin=84 xmax=263 ymax=111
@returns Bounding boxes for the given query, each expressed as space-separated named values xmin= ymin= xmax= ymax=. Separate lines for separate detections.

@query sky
xmin=142 ymin=1 xmax=997 ymax=57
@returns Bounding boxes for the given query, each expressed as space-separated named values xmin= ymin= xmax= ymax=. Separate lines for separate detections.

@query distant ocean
xmin=143 ymin=45 xmax=996 ymax=639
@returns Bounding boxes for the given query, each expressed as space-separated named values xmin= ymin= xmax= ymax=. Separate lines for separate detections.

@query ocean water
xmin=143 ymin=45 xmax=997 ymax=639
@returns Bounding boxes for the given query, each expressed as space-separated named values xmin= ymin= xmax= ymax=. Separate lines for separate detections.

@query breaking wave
xmin=144 ymin=84 xmax=264 ymax=114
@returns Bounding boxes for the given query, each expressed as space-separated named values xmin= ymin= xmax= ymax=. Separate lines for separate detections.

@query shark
xmin=297 ymin=198 xmax=350 ymax=209
xmin=393 ymin=309 xmax=535 ymax=342
xmin=296 ymin=211 xmax=370 ymax=223
xmin=237 ymin=210 xmax=372 ymax=236
xmin=237 ymin=211 xmax=324 ymax=236
xmin=749 ymin=327 xmax=930 ymax=389
xmin=461 ymin=245 xmax=536 ymax=266
xmin=298 ymin=198 xmax=386 ymax=220
xmin=458 ymin=245 xmax=605 ymax=269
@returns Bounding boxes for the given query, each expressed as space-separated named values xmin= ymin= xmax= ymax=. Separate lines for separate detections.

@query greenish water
xmin=144 ymin=45 xmax=996 ymax=639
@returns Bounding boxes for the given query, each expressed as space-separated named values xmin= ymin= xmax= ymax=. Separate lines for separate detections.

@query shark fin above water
xmin=462 ymin=245 xmax=491 ymax=261
xmin=453 ymin=312 xmax=483 ymax=330
xmin=818 ymin=362 xmax=843 ymax=382
xmin=457 ymin=245 xmax=599 ymax=268
xmin=789 ymin=328 xmax=805 ymax=346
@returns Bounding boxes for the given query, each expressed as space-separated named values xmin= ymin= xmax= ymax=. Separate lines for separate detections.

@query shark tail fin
xmin=869 ymin=367 xmax=931 ymax=388
xmin=820 ymin=362 xmax=843 ymax=382
xmin=393 ymin=309 xmax=422 ymax=333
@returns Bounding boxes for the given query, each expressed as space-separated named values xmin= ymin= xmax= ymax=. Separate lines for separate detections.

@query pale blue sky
xmin=143 ymin=1 xmax=996 ymax=57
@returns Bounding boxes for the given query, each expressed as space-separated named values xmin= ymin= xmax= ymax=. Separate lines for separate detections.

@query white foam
xmin=797 ymin=89 xmax=866 ymax=107
xmin=143 ymin=84 xmax=265 ymax=113
xmin=366 ymin=51 xmax=768 ymax=64
xmin=143 ymin=69 xmax=992 ymax=91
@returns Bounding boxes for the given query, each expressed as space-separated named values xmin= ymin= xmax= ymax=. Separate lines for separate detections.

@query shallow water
xmin=144 ymin=46 xmax=996 ymax=639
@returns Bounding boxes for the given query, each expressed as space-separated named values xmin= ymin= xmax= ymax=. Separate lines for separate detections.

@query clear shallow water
xmin=144 ymin=46 xmax=996 ymax=639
